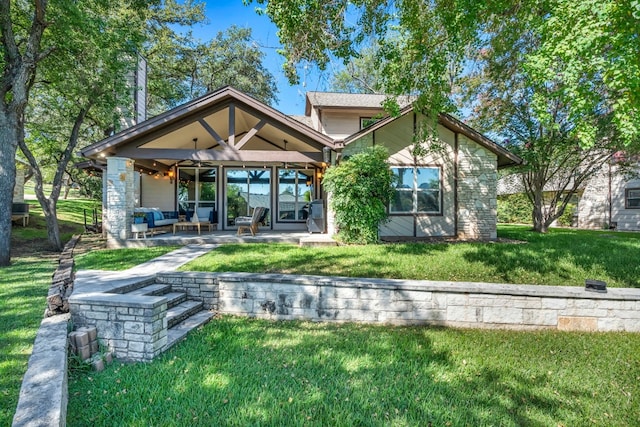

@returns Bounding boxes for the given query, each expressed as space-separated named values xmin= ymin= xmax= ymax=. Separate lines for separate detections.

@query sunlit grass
xmin=0 ymin=257 xmax=55 ymax=425
xmin=74 ymin=247 xmax=180 ymax=271
xmin=67 ymin=316 xmax=640 ymax=426
xmin=180 ymin=225 xmax=640 ymax=287
xmin=1 ymin=196 xmax=99 ymax=424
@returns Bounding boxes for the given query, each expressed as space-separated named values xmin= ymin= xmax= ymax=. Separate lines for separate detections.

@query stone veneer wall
xmin=457 ymin=136 xmax=498 ymax=240
xmin=69 ymin=288 xmax=168 ymax=362
xmin=157 ymin=272 xmax=640 ymax=332
xmin=105 ymin=157 xmax=135 ymax=248
xmin=577 ymin=164 xmax=610 ymax=229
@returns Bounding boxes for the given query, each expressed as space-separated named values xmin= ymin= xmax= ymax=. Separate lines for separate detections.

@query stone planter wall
xmin=69 ymin=292 xmax=168 ymax=362
xmin=158 ymin=272 xmax=640 ymax=332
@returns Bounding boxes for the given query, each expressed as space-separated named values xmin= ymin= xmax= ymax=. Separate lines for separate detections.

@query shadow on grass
xmin=64 ymin=318 xmax=634 ymax=426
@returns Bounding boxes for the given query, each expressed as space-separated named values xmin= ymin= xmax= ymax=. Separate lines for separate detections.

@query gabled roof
xmin=81 ymin=86 xmax=335 ymax=162
xmin=304 ymin=92 xmax=413 ymax=115
xmin=342 ymin=104 xmax=522 ymax=168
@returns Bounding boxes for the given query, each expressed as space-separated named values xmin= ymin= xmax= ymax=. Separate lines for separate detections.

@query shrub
xmin=497 ymin=193 xmax=532 ymax=224
xmin=322 ymin=146 xmax=395 ymax=244
xmin=556 ymin=203 xmax=576 ymax=227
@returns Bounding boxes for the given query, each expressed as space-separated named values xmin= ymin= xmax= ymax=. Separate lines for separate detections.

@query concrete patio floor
xmin=121 ymin=229 xmax=337 ymax=248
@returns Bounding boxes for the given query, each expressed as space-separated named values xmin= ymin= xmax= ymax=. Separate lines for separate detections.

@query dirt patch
xmin=11 ymin=232 xmax=106 ymax=259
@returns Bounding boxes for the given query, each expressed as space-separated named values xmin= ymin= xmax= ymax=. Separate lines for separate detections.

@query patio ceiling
xmin=81 ymin=86 xmax=335 ymax=170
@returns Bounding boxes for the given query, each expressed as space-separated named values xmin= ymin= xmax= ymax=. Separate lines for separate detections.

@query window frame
xmin=625 ymin=188 xmax=640 ymax=209
xmin=389 ymin=165 xmax=442 ymax=215
xmin=360 ymin=117 xmax=377 ymax=130
xmin=276 ymin=168 xmax=314 ymax=222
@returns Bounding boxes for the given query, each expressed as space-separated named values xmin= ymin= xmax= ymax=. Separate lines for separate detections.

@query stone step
xmin=166 ymin=300 xmax=203 ymax=329
xmin=166 ymin=310 xmax=215 ymax=350
xmin=127 ymin=283 xmax=172 ymax=296
xmin=163 ymin=292 xmax=187 ymax=308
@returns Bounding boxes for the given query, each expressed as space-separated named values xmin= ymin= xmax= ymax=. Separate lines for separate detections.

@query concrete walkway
xmin=74 ymin=244 xmax=218 ymax=296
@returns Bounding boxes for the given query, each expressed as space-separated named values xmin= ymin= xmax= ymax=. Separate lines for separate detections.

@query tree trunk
xmin=532 ymin=204 xmax=549 ymax=233
xmin=0 ymin=114 xmax=19 ymax=265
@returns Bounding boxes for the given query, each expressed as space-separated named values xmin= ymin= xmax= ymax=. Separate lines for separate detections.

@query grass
xmin=74 ymin=246 xmax=179 ymax=271
xmin=67 ymin=316 xmax=640 ymax=426
xmin=1 ymin=197 xmax=97 ymax=425
xmin=4 ymin=199 xmax=640 ymax=426
xmin=0 ymin=256 xmax=56 ymax=425
xmin=180 ymin=225 xmax=640 ymax=287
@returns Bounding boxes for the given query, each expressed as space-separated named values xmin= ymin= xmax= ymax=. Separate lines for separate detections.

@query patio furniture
xmin=235 ymin=207 xmax=265 ymax=236
xmin=11 ymin=203 xmax=30 ymax=227
xmin=135 ymin=208 xmax=179 ymax=236
xmin=173 ymin=221 xmax=215 ymax=235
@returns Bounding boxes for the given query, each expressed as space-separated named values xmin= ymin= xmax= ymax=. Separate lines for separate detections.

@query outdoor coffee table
xmin=173 ymin=221 xmax=215 ymax=235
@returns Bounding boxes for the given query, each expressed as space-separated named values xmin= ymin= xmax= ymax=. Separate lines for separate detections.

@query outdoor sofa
xmin=134 ymin=207 xmax=179 ymax=236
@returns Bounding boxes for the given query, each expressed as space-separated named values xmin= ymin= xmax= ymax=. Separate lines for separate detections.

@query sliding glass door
xmin=225 ymin=168 xmax=271 ymax=227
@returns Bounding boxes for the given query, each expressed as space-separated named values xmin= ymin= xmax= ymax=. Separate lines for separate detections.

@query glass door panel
xmin=226 ymin=169 xmax=271 ymax=227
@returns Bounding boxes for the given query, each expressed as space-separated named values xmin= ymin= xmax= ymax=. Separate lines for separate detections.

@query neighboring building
xmin=497 ymin=163 xmax=640 ymax=231
xmin=80 ymin=87 xmax=521 ymax=246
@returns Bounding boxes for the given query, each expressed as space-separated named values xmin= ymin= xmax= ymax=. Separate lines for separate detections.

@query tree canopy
xmin=252 ymin=0 xmax=640 ymax=149
xmin=254 ymin=0 xmax=640 ymax=233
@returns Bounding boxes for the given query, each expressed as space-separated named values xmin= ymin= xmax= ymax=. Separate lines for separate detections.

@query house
xmin=497 ymin=162 xmax=640 ymax=230
xmin=80 ymin=87 xmax=521 ymax=246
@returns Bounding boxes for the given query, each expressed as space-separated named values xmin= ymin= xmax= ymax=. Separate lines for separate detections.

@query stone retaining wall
xmin=158 ymin=272 xmax=640 ymax=332
xmin=69 ymin=292 xmax=168 ymax=362
xmin=156 ymin=272 xmax=218 ymax=309
xmin=12 ymin=314 xmax=70 ymax=427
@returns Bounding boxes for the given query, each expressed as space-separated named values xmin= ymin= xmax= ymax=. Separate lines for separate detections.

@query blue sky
xmin=188 ymin=1 xmax=334 ymax=115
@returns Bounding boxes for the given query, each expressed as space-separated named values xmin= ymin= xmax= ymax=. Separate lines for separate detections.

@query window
xmin=626 ymin=188 xmax=640 ymax=209
xmin=177 ymin=167 xmax=216 ymax=218
xmin=278 ymin=168 xmax=313 ymax=221
xmin=390 ymin=166 xmax=441 ymax=214
xmin=360 ymin=117 xmax=378 ymax=130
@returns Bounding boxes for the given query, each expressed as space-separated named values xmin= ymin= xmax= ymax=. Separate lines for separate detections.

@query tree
xmin=145 ymin=25 xmax=277 ymax=115
xmin=19 ymin=0 xmax=207 ymax=251
xmin=330 ymin=43 xmax=383 ymax=94
xmin=322 ymin=146 xmax=394 ymax=244
xmin=0 ymin=0 xmax=49 ymax=265
xmin=251 ymin=0 xmax=640 ymax=232
xmin=463 ymin=2 xmax=637 ymax=233
xmin=19 ymin=1 xmax=155 ymax=251
xmin=252 ymin=0 xmax=640 ymax=146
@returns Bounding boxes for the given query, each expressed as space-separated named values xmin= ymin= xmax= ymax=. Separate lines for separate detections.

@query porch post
xmin=105 ymin=157 xmax=135 ymax=248
xmin=325 ymin=191 xmax=336 ymax=236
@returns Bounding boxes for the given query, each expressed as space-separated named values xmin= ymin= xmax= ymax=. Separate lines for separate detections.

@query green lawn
xmin=1 ymin=198 xmax=94 ymax=425
xmin=67 ymin=316 xmax=640 ymax=426
xmin=5 ymin=207 xmax=640 ymax=426
xmin=180 ymin=225 xmax=640 ymax=287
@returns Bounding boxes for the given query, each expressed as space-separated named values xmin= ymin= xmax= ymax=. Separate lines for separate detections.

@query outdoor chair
xmin=235 ymin=207 xmax=265 ymax=236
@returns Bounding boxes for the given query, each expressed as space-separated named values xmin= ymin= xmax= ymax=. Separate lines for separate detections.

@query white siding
xmin=140 ymin=174 xmax=175 ymax=211
xmin=320 ymin=108 xmax=385 ymax=139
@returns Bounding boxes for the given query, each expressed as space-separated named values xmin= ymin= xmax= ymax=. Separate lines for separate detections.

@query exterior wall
xmin=140 ymin=173 xmax=175 ymax=211
xmin=105 ymin=157 xmax=135 ymax=247
xmin=69 ymin=291 xmax=168 ymax=362
xmin=457 ymin=135 xmax=498 ymax=239
xmin=319 ymin=108 xmax=385 ymax=139
xmin=160 ymin=272 xmax=640 ymax=332
xmin=577 ymin=165 xmax=610 ymax=229
xmin=343 ymin=114 xmax=498 ymax=239
xmin=13 ymin=167 xmax=25 ymax=203
xmin=611 ymin=165 xmax=640 ymax=231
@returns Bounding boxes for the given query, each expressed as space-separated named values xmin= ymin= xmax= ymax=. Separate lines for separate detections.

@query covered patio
xmin=80 ymin=87 xmax=337 ymax=247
